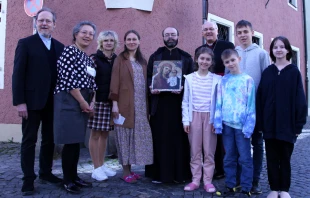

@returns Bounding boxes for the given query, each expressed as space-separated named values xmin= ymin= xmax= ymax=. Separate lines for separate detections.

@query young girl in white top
xmin=182 ymin=47 xmax=222 ymax=192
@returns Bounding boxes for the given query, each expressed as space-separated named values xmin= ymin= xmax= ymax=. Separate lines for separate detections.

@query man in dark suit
xmin=195 ymin=21 xmax=235 ymax=180
xmin=12 ymin=7 xmax=64 ymax=196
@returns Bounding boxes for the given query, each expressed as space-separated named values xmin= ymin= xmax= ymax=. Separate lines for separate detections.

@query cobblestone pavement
xmin=1 ymin=130 xmax=310 ymax=197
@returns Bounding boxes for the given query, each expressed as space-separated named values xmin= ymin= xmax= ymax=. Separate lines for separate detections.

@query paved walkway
xmin=1 ymin=123 xmax=310 ymax=197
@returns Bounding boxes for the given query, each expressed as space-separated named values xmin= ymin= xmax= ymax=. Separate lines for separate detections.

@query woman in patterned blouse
xmin=53 ymin=21 xmax=97 ymax=194
xmin=110 ymin=30 xmax=153 ymax=183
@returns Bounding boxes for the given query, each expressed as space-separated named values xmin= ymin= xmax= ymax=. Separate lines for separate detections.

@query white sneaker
xmin=280 ymin=191 xmax=291 ymax=198
xmin=100 ymin=164 xmax=116 ymax=177
xmin=267 ymin=191 xmax=279 ymax=198
xmin=91 ymin=167 xmax=108 ymax=181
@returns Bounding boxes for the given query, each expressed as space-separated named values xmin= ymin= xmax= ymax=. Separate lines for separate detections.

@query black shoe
xmin=74 ymin=178 xmax=92 ymax=188
xmin=63 ymin=183 xmax=80 ymax=194
xmin=215 ymin=186 xmax=235 ymax=197
xmin=21 ymin=181 xmax=34 ymax=196
xmin=213 ymin=172 xmax=225 ymax=180
xmin=238 ymin=191 xmax=251 ymax=197
xmin=234 ymin=183 xmax=242 ymax=193
xmin=251 ymin=182 xmax=262 ymax=194
xmin=39 ymin=174 xmax=63 ymax=184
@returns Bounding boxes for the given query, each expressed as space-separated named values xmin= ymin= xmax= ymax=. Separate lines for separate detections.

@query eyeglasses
xmin=79 ymin=31 xmax=95 ymax=37
xmin=37 ymin=19 xmax=53 ymax=24
xmin=202 ymin=28 xmax=217 ymax=32
xmin=164 ymin=33 xmax=177 ymax=38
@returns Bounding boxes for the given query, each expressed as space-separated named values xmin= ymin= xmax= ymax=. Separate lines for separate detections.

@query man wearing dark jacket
xmin=195 ymin=21 xmax=235 ymax=75
xmin=12 ymin=8 xmax=64 ymax=196
xmin=195 ymin=21 xmax=234 ymax=180
xmin=145 ymin=27 xmax=193 ymax=183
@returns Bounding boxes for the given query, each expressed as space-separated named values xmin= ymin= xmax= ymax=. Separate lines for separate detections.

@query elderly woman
xmin=110 ymin=30 xmax=153 ymax=183
xmin=53 ymin=21 xmax=97 ymax=194
xmin=88 ymin=31 xmax=119 ymax=181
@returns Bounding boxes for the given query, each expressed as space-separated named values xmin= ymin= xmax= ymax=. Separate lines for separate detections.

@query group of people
xmin=11 ymin=7 xmax=307 ymax=198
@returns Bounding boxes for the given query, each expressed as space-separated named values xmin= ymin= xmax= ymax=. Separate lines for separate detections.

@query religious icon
xmin=151 ymin=60 xmax=182 ymax=91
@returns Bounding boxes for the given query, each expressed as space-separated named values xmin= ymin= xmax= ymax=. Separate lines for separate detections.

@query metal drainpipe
xmin=302 ymin=0 xmax=309 ymax=106
xmin=202 ymin=0 xmax=208 ymax=44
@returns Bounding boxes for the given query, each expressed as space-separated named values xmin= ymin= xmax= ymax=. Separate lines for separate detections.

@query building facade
xmin=0 ymin=0 xmax=307 ymax=142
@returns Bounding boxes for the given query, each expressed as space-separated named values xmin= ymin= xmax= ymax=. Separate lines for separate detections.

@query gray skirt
xmin=53 ymin=89 xmax=93 ymax=144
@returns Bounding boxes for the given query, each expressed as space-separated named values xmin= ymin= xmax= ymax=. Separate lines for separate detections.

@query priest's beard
xmin=164 ymin=38 xmax=178 ymax=49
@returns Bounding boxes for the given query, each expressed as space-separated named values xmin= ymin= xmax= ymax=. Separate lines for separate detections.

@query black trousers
xmin=265 ymin=139 xmax=294 ymax=192
xmin=62 ymin=143 xmax=80 ymax=184
xmin=214 ymin=134 xmax=225 ymax=175
xmin=21 ymin=99 xmax=54 ymax=182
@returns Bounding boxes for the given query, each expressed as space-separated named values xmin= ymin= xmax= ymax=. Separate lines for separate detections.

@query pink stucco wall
xmin=2 ymin=0 xmax=202 ymax=124
xmin=208 ymin=0 xmax=306 ymax=84
xmin=2 ymin=0 xmax=306 ymax=124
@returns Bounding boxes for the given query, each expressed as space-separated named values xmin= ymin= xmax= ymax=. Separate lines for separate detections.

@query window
xmin=288 ymin=0 xmax=297 ymax=10
xmin=291 ymin=45 xmax=300 ymax=70
xmin=217 ymin=23 xmax=230 ymax=42
xmin=253 ymin=31 xmax=264 ymax=48
xmin=207 ymin=13 xmax=235 ymax=44
xmin=0 ymin=0 xmax=7 ymax=89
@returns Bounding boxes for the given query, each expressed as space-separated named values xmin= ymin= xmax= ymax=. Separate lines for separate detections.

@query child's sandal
xmin=184 ymin=183 xmax=199 ymax=191
xmin=204 ymin=183 xmax=216 ymax=193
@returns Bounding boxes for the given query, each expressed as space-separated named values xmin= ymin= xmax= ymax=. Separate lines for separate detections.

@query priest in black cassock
xmin=145 ymin=27 xmax=194 ymax=183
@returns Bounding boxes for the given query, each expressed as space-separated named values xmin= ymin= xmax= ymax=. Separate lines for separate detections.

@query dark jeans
xmin=21 ymin=100 xmax=54 ymax=182
xmin=62 ymin=143 xmax=80 ymax=184
xmin=214 ymin=134 xmax=225 ymax=175
xmin=265 ymin=139 xmax=294 ymax=192
xmin=222 ymin=124 xmax=253 ymax=192
xmin=236 ymin=130 xmax=264 ymax=184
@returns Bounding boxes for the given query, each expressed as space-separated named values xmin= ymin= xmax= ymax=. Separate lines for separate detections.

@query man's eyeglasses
xmin=37 ymin=19 xmax=53 ymax=24
xmin=203 ymin=28 xmax=216 ymax=32
xmin=164 ymin=33 xmax=177 ymax=38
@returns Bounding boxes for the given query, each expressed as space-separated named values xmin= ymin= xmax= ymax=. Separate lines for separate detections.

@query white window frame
xmin=253 ymin=31 xmax=264 ymax=48
xmin=288 ymin=0 xmax=298 ymax=11
xmin=207 ymin=13 xmax=235 ymax=44
xmin=0 ymin=0 xmax=7 ymax=89
xmin=291 ymin=45 xmax=300 ymax=70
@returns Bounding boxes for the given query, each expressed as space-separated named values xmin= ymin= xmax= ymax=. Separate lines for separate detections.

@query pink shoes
xmin=121 ymin=175 xmax=137 ymax=183
xmin=131 ymin=172 xmax=141 ymax=180
xmin=184 ymin=183 xmax=199 ymax=191
xmin=184 ymin=182 xmax=216 ymax=192
xmin=204 ymin=183 xmax=216 ymax=193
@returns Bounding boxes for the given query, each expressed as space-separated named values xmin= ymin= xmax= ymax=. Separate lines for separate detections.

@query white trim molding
xmin=253 ymin=31 xmax=264 ymax=48
xmin=208 ymin=13 xmax=235 ymax=44
xmin=0 ymin=0 xmax=7 ymax=89
xmin=288 ymin=0 xmax=298 ymax=11
xmin=291 ymin=45 xmax=300 ymax=70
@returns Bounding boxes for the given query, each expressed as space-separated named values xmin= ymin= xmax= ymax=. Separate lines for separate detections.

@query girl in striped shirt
xmin=182 ymin=47 xmax=222 ymax=192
